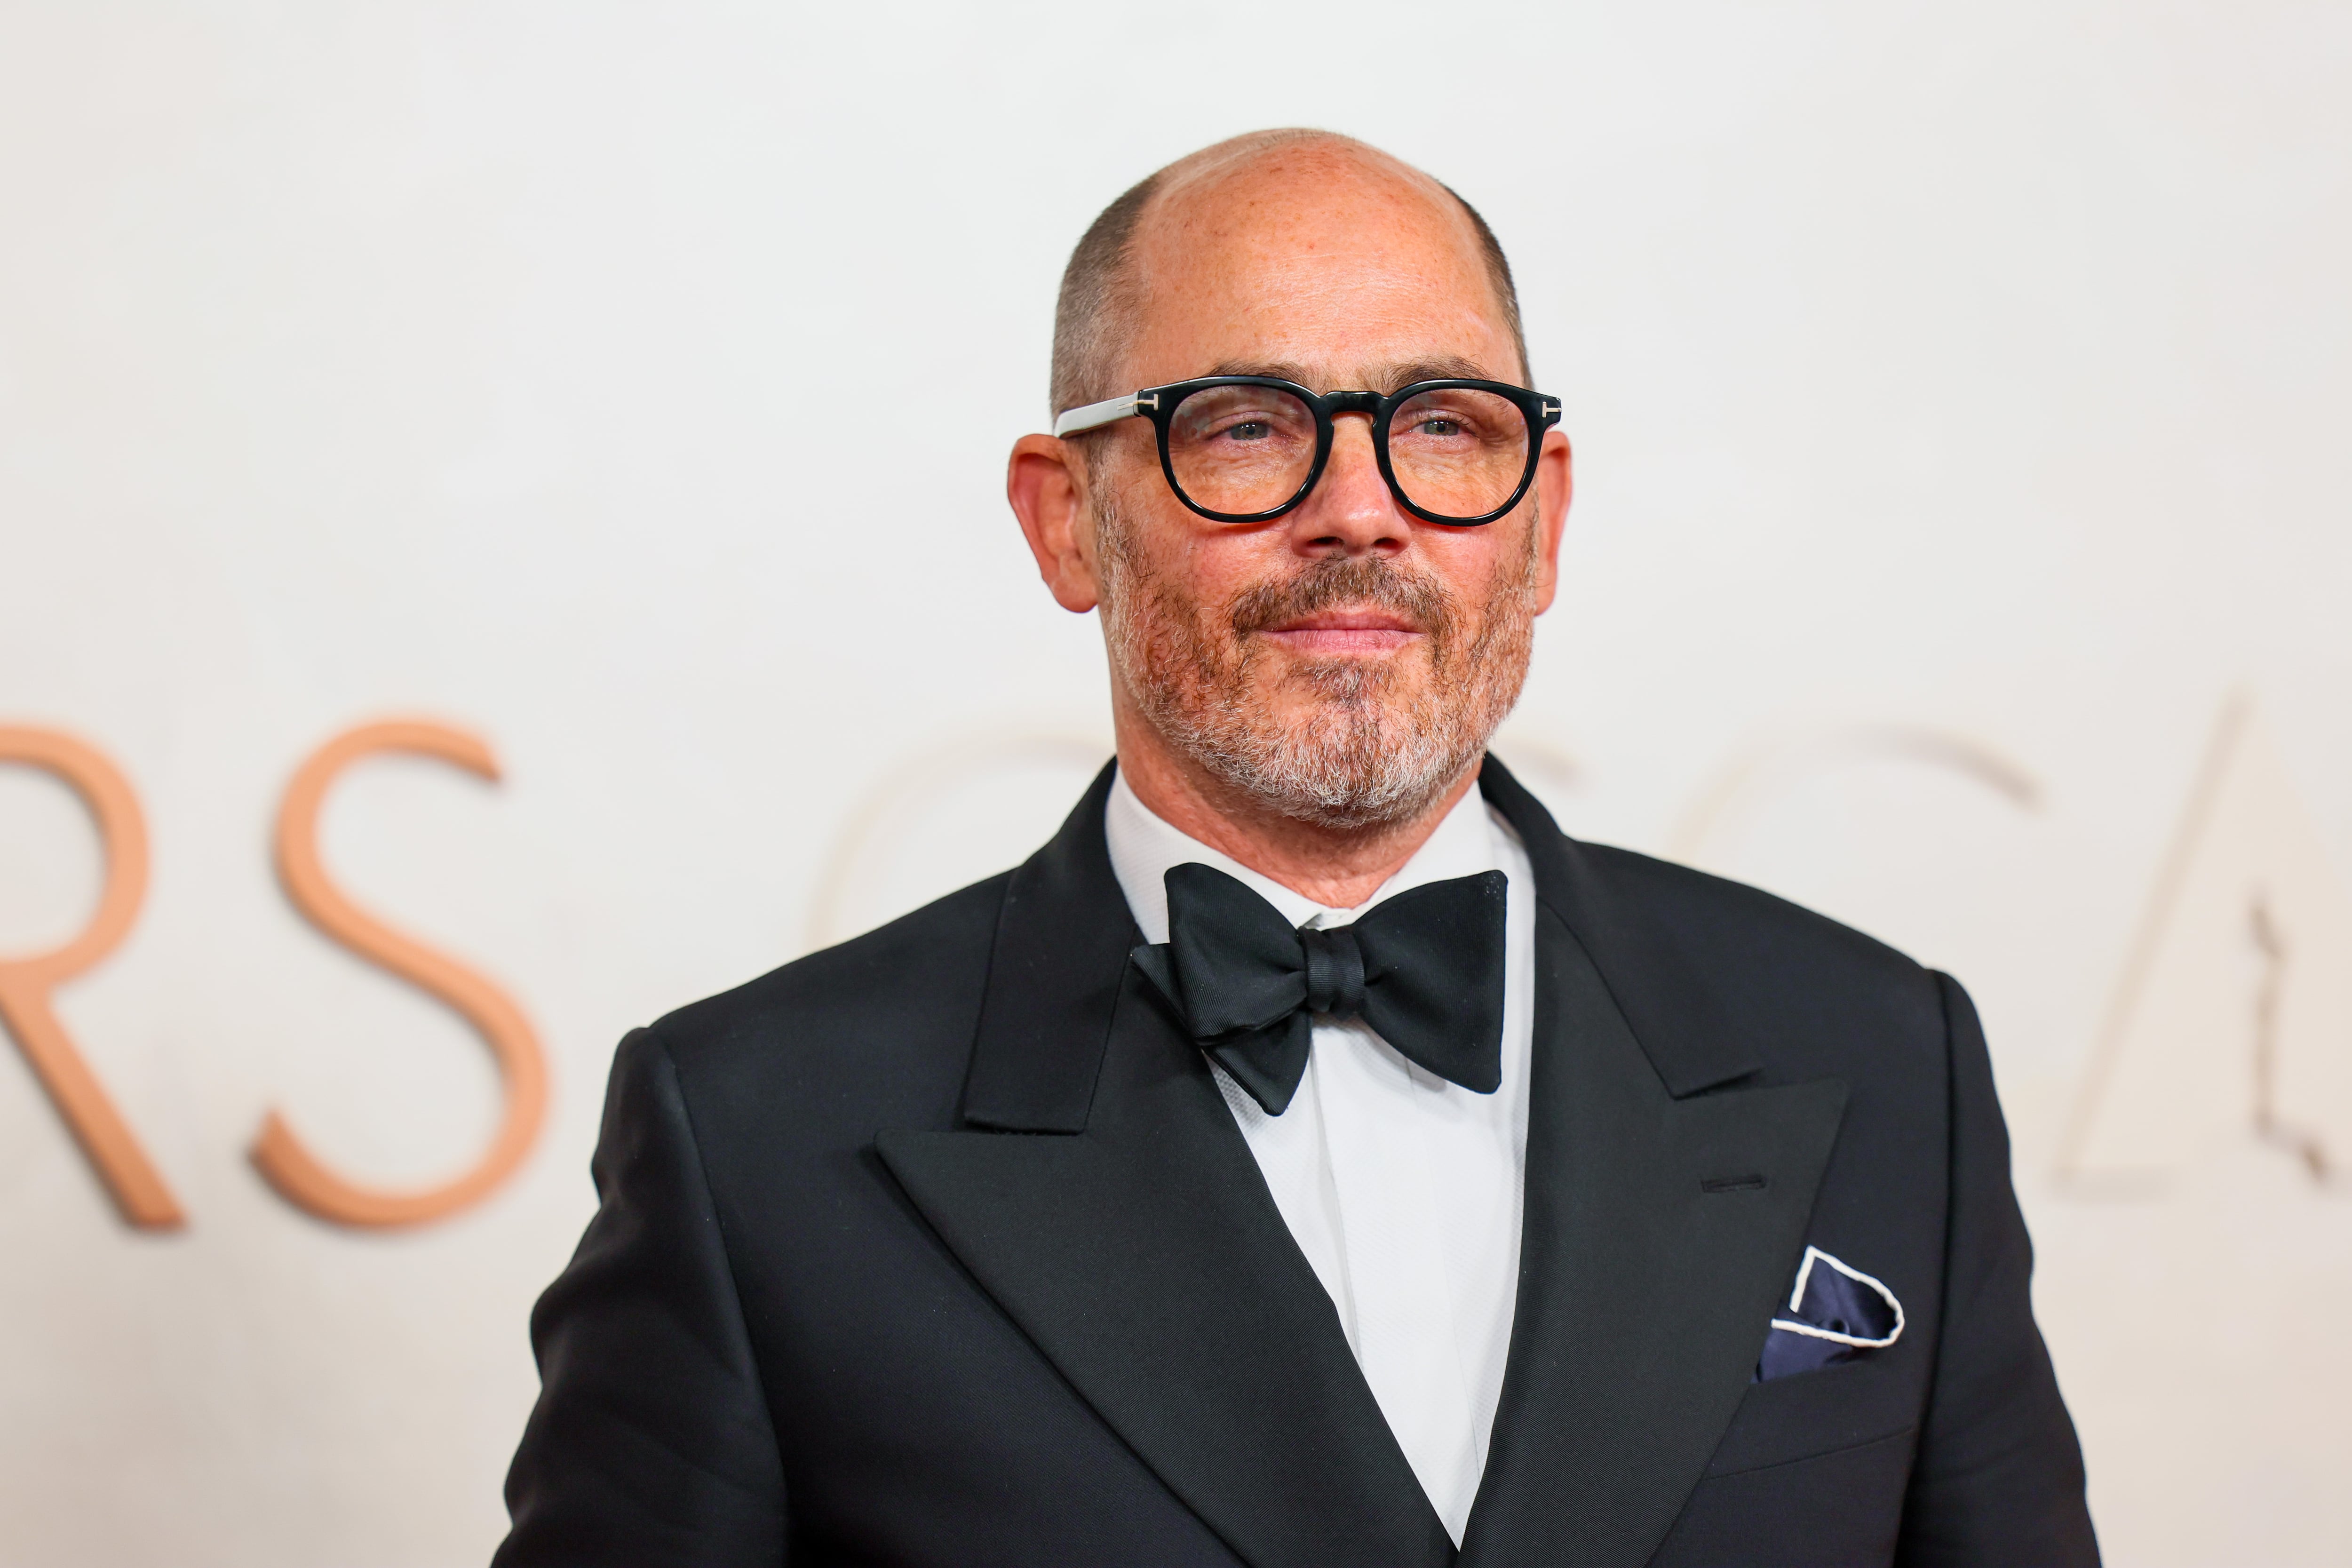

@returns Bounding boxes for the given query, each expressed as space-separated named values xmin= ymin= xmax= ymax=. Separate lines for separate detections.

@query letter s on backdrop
xmin=254 ymin=720 xmax=549 ymax=1228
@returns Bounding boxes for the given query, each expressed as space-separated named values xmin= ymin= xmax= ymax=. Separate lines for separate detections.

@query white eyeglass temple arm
xmin=1051 ymin=390 xmax=1158 ymax=438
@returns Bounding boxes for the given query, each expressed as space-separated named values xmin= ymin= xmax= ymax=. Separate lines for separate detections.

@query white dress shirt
xmin=1104 ymin=774 xmax=1536 ymax=1544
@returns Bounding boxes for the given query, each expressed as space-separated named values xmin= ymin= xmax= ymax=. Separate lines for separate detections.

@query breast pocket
xmin=1650 ymin=1427 xmax=1917 ymax=1568
xmin=1703 ymin=1350 xmax=1918 ymax=1478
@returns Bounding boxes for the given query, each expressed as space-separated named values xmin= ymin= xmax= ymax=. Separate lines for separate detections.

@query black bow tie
xmin=1129 ymin=862 xmax=1509 ymax=1116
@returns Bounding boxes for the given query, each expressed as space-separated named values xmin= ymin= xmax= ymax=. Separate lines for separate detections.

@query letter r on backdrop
xmin=1 ymin=720 xmax=549 ymax=1232
xmin=0 ymin=727 xmax=184 ymax=1229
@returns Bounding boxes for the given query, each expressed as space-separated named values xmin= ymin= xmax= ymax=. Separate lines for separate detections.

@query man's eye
xmin=1416 ymin=417 xmax=1464 ymax=437
xmin=1223 ymin=420 xmax=1273 ymax=442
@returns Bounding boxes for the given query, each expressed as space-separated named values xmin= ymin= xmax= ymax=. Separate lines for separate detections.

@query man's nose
xmin=1285 ymin=415 xmax=1406 ymax=557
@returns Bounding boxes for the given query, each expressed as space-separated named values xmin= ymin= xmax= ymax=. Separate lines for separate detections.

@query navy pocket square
xmin=1755 ymin=1246 xmax=1905 ymax=1382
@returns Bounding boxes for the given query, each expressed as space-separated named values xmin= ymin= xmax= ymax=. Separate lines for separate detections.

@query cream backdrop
xmin=3 ymin=3 xmax=2349 ymax=1564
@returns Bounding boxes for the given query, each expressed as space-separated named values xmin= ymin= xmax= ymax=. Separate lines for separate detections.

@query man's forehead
xmin=1117 ymin=144 xmax=1519 ymax=386
xmin=1124 ymin=270 xmax=1521 ymax=390
xmin=1141 ymin=155 xmax=1487 ymax=294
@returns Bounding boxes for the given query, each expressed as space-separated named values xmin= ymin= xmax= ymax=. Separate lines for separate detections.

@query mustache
xmin=1225 ymin=556 xmax=1459 ymax=642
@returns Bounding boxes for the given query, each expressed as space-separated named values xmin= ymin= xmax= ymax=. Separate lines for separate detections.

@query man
xmin=494 ymin=131 xmax=2098 ymax=1566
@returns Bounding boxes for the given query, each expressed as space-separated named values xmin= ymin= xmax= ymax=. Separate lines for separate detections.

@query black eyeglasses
xmin=1053 ymin=375 xmax=1562 ymax=526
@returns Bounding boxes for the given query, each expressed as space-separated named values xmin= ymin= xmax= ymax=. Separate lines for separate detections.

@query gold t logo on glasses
xmin=1054 ymin=376 xmax=1561 ymax=526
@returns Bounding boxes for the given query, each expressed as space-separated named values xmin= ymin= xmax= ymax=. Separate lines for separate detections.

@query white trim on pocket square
xmin=1768 ymin=1246 xmax=1904 ymax=1349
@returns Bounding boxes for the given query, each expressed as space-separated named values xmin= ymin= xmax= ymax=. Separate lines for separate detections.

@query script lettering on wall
xmin=0 ymin=727 xmax=184 ymax=1229
xmin=804 ymin=731 xmax=1114 ymax=950
xmin=1667 ymin=721 xmax=2042 ymax=863
xmin=2058 ymin=694 xmax=2352 ymax=1190
xmin=253 ymin=720 xmax=548 ymax=1228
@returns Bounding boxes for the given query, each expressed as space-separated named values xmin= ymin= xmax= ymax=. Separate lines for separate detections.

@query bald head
xmin=1008 ymin=129 xmax=1571 ymax=869
xmin=1049 ymin=130 xmax=1528 ymax=416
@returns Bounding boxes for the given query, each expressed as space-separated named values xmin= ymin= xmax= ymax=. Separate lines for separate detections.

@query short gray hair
xmin=1048 ymin=131 xmax=1530 ymax=417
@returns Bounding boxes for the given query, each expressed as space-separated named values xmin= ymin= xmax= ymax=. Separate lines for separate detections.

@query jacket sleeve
xmin=1895 ymin=974 xmax=2099 ymax=1566
xmin=493 ymin=1027 xmax=787 ymax=1567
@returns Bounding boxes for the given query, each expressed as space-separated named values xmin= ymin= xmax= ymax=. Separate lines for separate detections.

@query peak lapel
xmin=1463 ymin=760 xmax=1849 ymax=1568
xmin=956 ymin=762 xmax=1132 ymax=1133
xmin=879 ymin=764 xmax=1452 ymax=1568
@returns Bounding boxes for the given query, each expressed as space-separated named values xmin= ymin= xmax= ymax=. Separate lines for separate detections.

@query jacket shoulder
xmin=1575 ymin=840 xmax=1928 ymax=984
xmin=1563 ymin=838 xmax=1950 ymax=1079
xmin=644 ymin=872 xmax=1014 ymax=1125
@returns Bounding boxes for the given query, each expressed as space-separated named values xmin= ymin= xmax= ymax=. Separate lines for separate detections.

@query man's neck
xmin=1110 ymin=713 xmax=1480 ymax=909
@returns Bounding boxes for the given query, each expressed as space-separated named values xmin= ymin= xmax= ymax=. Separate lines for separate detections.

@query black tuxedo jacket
xmin=494 ymin=758 xmax=2097 ymax=1567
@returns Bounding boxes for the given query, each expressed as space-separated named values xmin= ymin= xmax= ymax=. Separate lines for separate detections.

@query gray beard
xmin=1094 ymin=491 xmax=1540 ymax=831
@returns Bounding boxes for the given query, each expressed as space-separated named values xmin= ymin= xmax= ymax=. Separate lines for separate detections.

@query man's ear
xmin=1529 ymin=429 xmax=1572 ymax=615
xmin=1008 ymin=434 xmax=1102 ymax=613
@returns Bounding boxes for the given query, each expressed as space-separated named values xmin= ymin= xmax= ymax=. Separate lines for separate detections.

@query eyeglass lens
xmin=1166 ymin=384 xmax=1532 ymax=520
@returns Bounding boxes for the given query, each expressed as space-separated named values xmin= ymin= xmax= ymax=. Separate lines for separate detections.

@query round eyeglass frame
xmin=1053 ymin=375 xmax=1563 ymax=526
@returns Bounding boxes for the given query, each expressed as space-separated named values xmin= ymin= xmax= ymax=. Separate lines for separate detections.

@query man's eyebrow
xmin=1202 ymin=358 xmax=1316 ymax=383
xmin=1192 ymin=357 xmax=1501 ymax=393
xmin=1371 ymin=356 xmax=1494 ymax=391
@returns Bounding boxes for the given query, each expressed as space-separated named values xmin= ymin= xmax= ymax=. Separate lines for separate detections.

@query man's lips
xmin=1256 ymin=610 xmax=1422 ymax=655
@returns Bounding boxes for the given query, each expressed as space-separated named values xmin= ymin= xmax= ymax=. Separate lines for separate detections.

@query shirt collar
xmin=1104 ymin=767 xmax=1500 ymax=946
